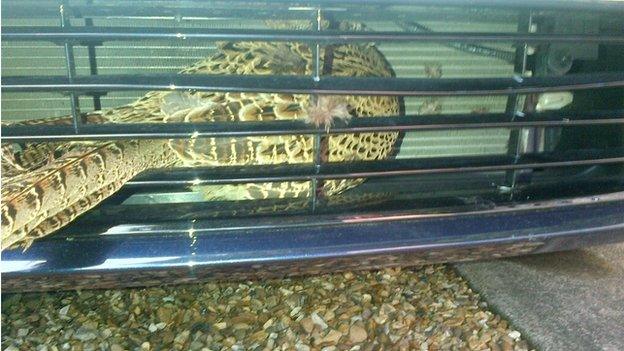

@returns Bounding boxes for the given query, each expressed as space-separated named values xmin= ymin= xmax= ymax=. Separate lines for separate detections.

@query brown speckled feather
xmin=2 ymin=140 xmax=176 ymax=249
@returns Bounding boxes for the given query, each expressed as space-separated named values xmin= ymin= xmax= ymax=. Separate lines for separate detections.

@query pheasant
xmin=1 ymin=21 xmax=401 ymax=251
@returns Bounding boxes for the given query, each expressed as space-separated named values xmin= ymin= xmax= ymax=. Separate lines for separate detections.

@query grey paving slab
xmin=454 ymin=243 xmax=624 ymax=351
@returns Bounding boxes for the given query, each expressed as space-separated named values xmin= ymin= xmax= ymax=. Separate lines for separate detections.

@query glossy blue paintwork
xmin=2 ymin=194 xmax=623 ymax=291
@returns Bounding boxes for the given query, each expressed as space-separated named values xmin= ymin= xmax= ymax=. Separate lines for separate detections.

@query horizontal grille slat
xmin=3 ymin=73 xmax=623 ymax=97
xmin=124 ymin=148 xmax=624 ymax=187
xmin=3 ymin=109 xmax=622 ymax=142
xmin=4 ymin=26 xmax=624 ymax=43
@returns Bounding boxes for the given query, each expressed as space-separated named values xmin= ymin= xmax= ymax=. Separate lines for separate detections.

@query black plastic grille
xmin=2 ymin=0 xmax=623 ymax=214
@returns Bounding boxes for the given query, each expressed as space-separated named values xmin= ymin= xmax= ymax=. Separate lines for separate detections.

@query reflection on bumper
xmin=2 ymin=192 xmax=623 ymax=292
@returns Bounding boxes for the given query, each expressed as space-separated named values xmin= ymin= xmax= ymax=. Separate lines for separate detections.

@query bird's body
xmin=1 ymin=36 xmax=400 ymax=250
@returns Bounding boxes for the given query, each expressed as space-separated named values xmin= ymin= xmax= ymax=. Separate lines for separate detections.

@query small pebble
xmin=311 ymin=312 xmax=329 ymax=330
xmin=72 ymin=327 xmax=97 ymax=342
xmin=349 ymin=324 xmax=368 ymax=343
xmin=509 ymin=330 xmax=522 ymax=340
xmin=58 ymin=305 xmax=70 ymax=317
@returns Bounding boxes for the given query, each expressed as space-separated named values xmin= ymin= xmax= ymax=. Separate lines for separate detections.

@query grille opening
xmin=1 ymin=0 xmax=623 ymax=247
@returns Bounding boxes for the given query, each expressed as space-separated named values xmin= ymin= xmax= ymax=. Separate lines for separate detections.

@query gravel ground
xmin=2 ymin=265 xmax=532 ymax=351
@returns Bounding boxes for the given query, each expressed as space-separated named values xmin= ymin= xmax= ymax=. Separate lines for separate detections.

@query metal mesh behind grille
xmin=1 ymin=7 xmax=518 ymax=158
